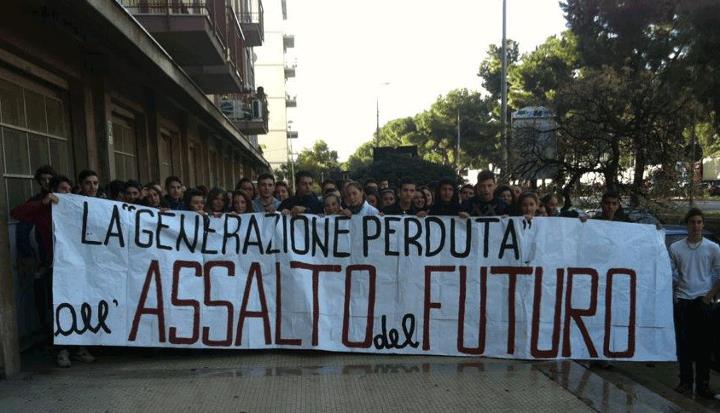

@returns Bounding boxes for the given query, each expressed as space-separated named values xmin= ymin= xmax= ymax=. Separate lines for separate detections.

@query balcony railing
xmin=238 ymin=0 xmax=264 ymax=46
xmin=218 ymin=93 xmax=269 ymax=135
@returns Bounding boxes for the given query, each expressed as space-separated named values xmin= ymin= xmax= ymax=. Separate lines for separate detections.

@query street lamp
xmin=376 ymin=82 xmax=391 ymax=147
xmin=501 ymin=0 xmax=510 ymax=180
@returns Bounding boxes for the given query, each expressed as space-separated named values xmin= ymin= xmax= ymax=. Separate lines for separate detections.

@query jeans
xmin=674 ymin=297 xmax=713 ymax=388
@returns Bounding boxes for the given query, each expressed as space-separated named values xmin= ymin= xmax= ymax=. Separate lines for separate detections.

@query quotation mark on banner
xmin=121 ymin=204 xmax=137 ymax=212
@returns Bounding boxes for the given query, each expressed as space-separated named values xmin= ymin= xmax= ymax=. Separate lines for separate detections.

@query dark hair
xmin=518 ymin=191 xmax=539 ymax=205
xmin=494 ymin=184 xmax=516 ymax=205
xmin=205 ymin=187 xmax=227 ymax=213
xmin=321 ymin=179 xmax=336 ymax=189
xmin=34 ymin=165 xmax=57 ymax=182
xmin=476 ymin=170 xmax=495 ymax=183
xmin=231 ymin=190 xmax=255 ymax=213
xmin=381 ymin=188 xmax=396 ymax=196
xmin=460 ymin=184 xmax=474 ymax=192
xmin=540 ymin=193 xmax=558 ymax=205
xmin=165 ymin=176 xmax=182 ymax=188
xmin=235 ymin=177 xmax=254 ymax=190
xmin=78 ymin=169 xmax=98 ymax=183
xmin=50 ymin=175 xmax=72 ymax=192
xmin=435 ymin=178 xmax=458 ymax=204
xmin=107 ymin=180 xmax=127 ymax=199
xmin=275 ymin=181 xmax=289 ymax=189
xmin=257 ymin=173 xmax=275 ymax=183
xmin=601 ymin=191 xmax=621 ymax=203
xmin=125 ymin=179 xmax=142 ymax=192
xmin=399 ymin=178 xmax=415 ymax=188
xmin=183 ymin=188 xmax=205 ymax=210
xmin=345 ymin=181 xmax=364 ymax=193
xmin=684 ymin=208 xmax=704 ymax=224
xmin=295 ymin=170 xmax=313 ymax=182
xmin=364 ymin=179 xmax=377 ymax=186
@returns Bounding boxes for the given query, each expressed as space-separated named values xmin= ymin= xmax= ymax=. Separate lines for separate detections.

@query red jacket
xmin=11 ymin=199 xmax=53 ymax=264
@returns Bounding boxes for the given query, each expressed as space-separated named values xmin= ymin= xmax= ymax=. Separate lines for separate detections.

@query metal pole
xmin=376 ymin=96 xmax=380 ymax=147
xmin=456 ymin=107 xmax=461 ymax=173
xmin=501 ymin=0 xmax=510 ymax=179
xmin=690 ymin=122 xmax=696 ymax=206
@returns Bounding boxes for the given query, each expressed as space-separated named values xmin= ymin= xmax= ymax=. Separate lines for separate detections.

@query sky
xmin=286 ymin=0 xmax=568 ymax=161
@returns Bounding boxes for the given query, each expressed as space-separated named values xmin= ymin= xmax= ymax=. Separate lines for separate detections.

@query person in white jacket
xmin=669 ymin=208 xmax=720 ymax=398
xmin=341 ymin=181 xmax=379 ymax=216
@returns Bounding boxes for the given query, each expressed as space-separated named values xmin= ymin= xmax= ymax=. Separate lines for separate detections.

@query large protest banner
xmin=52 ymin=194 xmax=676 ymax=360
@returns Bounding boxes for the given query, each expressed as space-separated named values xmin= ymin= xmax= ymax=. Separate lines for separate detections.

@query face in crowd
xmin=210 ymin=193 xmax=226 ymax=213
xmin=322 ymin=182 xmax=337 ymax=194
xmin=81 ymin=174 xmax=99 ymax=197
xmin=188 ymin=195 xmax=205 ymax=213
xmin=366 ymin=193 xmax=379 ymax=208
xmin=520 ymin=195 xmax=538 ymax=217
xmin=498 ymin=188 xmax=513 ymax=206
xmin=422 ymin=188 xmax=433 ymax=208
xmin=323 ymin=195 xmax=341 ymax=215
xmin=379 ymin=180 xmax=389 ymax=190
xmin=145 ymin=188 xmax=161 ymax=208
xmin=258 ymin=178 xmax=275 ymax=199
xmin=399 ymin=184 xmax=415 ymax=206
xmin=460 ymin=185 xmax=475 ymax=203
xmin=476 ymin=179 xmax=496 ymax=203
xmin=601 ymin=196 xmax=620 ymax=219
xmin=167 ymin=180 xmax=183 ymax=201
xmin=240 ymin=181 xmax=255 ymax=199
xmin=125 ymin=186 xmax=141 ymax=203
xmin=232 ymin=193 xmax=248 ymax=214
xmin=344 ymin=184 xmax=364 ymax=208
xmin=688 ymin=214 xmax=704 ymax=239
xmin=382 ymin=191 xmax=396 ymax=207
xmin=275 ymin=184 xmax=289 ymax=201
xmin=413 ymin=191 xmax=426 ymax=209
xmin=544 ymin=196 xmax=559 ymax=215
xmin=38 ymin=173 xmax=53 ymax=193
xmin=55 ymin=180 xmax=73 ymax=194
xmin=438 ymin=183 xmax=454 ymax=203
xmin=296 ymin=176 xmax=313 ymax=197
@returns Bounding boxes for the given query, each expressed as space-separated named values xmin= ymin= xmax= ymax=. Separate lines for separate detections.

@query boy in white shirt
xmin=669 ymin=208 xmax=720 ymax=398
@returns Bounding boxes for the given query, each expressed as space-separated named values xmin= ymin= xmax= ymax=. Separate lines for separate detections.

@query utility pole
xmin=376 ymin=97 xmax=380 ymax=147
xmin=690 ymin=120 xmax=697 ymax=206
xmin=501 ymin=0 xmax=510 ymax=180
xmin=456 ymin=107 xmax=461 ymax=175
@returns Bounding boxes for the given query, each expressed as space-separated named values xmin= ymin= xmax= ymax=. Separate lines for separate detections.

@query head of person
xmin=398 ymin=178 xmax=416 ymax=205
xmin=601 ymin=191 xmax=621 ymax=219
xmin=107 ymin=180 xmax=127 ymax=201
xmin=257 ymin=173 xmax=276 ymax=199
xmin=344 ymin=182 xmax=365 ymax=208
xmin=460 ymin=184 xmax=475 ymax=203
xmin=321 ymin=179 xmax=337 ymax=195
xmin=379 ymin=179 xmax=389 ymax=190
xmin=143 ymin=183 xmax=162 ymax=208
xmin=236 ymin=177 xmax=256 ymax=199
xmin=295 ymin=171 xmax=314 ymax=197
xmin=476 ymin=170 xmax=496 ymax=202
xmin=364 ymin=179 xmax=379 ymax=194
xmin=274 ymin=181 xmax=290 ymax=201
xmin=184 ymin=188 xmax=205 ymax=213
xmin=50 ymin=175 xmax=73 ymax=194
xmin=435 ymin=179 xmax=458 ymax=204
xmin=381 ymin=189 xmax=396 ymax=207
xmin=537 ymin=204 xmax=548 ymax=217
xmin=165 ymin=176 xmax=183 ymax=201
xmin=519 ymin=192 xmax=539 ymax=217
xmin=125 ymin=180 xmax=142 ymax=203
xmin=232 ymin=190 xmax=254 ymax=214
xmin=541 ymin=193 xmax=559 ymax=215
xmin=206 ymin=187 xmax=227 ymax=213
xmin=323 ymin=193 xmax=342 ymax=215
xmin=685 ymin=208 xmax=705 ymax=239
xmin=78 ymin=169 xmax=99 ymax=197
xmin=366 ymin=191 xmax=380 ymax=208
xmin=413 ymin=191 xmax=426 ymax=209
xmin=511 ymin=185 xmax=522 ymax=199
xmin=495 ymin=185 xmax=514 ymax=207
xmin=34 ymin=165 xmax=57 ymax=193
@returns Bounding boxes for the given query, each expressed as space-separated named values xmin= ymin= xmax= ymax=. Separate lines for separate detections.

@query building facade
xmin=254 ymin=0 xmax=296 ymax=171
xmin=0 ymin=0 xmax=268 ymax=375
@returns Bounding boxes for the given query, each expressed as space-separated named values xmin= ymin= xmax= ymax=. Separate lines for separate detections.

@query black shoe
xmin=675 ymin=382 xmax=693 ymax=395
xmin=696 ymin=386 xmax=716 ymax=399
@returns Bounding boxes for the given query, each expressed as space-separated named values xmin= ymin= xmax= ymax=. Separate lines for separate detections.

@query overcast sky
xmin=287 ymin=0 xmax=567 ymax=161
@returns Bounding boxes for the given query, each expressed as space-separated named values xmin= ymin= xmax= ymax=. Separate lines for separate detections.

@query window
xmin=111 ymin=114 xmax=138 ymax=181
xmin=159 ymin=131 xmax=174 ymax=181
xmin=0 ymin=73 xmax=72 ymax=214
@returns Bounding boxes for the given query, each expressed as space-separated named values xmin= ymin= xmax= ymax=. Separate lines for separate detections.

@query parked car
xmin=663 ymin=225 xmax=719 ymax=248
xmin=709 ymin=183 xmax=720 ymax=196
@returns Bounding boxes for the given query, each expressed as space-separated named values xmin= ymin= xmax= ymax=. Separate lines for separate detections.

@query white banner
xmin=52 ymin=194 xmax=676 ymax=360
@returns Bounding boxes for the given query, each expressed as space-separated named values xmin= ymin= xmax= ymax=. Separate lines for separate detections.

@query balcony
xmin=218 ymin=94 xmax=269 ymax=135
xmin=287 ymin=131 xmax=298 ymax=139
xmin=239 ymin=0 xmax=264 ymax=47
xmin=283 ymin=34 xmax=295 ymax=49
xmin=122 ymin=0 xmax=245 ymax=93
xmin=284 ymin=63 xmax=296 ymax=78
xmin=285 ymin=94 xmax=297 ymax=107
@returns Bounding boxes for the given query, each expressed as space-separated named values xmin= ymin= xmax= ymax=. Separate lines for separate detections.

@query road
xmin=1 ymin=349 xmax=719 ymax=412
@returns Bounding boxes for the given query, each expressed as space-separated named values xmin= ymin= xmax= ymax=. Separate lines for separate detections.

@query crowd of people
xmin=10 ymin=165 xmax=720 ymax=401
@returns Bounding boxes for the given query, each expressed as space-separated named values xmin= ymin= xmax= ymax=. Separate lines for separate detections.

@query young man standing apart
xmin=670 ymin=208 xmax=720 ymax=398
xmin=253 ymin=173 xmax=281 ymax=213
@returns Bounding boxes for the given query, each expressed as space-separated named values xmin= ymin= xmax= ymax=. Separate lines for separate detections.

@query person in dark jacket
xmin=163 ymin=176 xmax=185 ymax=210
xmin=429 ymin=178 xmax=462 ymax=216
xmin=279 ymin=171 xmax=323 ymax=215
xmin=461 ymin=170 xmax=509 ymax=217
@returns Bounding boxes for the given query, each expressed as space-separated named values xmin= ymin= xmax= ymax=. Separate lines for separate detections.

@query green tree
xmin=279 ymin=140 xmax=341 ymax=183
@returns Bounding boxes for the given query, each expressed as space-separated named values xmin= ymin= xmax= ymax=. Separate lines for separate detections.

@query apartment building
xmin=0 ymin=0 xmax=268 ymax=375
xmin=254 ymin=0 xmax=297 ymax=171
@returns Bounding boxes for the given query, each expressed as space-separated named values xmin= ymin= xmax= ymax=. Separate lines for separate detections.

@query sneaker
xmin=674 ymin=382 xmax=693 ymax=395
xmin=56 ymin=349 xmax=71 ymax=368
xmin=697 ymin=386 xmax=716 ymax=399
xmin=72 ymin=347 xmax=95 ymax=363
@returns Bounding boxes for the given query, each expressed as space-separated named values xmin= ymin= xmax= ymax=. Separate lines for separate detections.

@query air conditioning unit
xmin=252 ymin=99 xmax=263 ymax=119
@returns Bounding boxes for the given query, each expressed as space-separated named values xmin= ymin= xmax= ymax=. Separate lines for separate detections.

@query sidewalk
xmin=1 ymin=348 xmax=713 ymax=412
